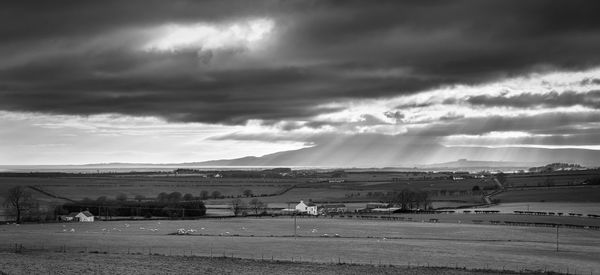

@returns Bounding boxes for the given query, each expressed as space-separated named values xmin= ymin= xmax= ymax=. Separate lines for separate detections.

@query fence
xmin=277 ymin=214 xmax=600 ymax=231
xmin=2 ymin=243 xmax=593 ymax=275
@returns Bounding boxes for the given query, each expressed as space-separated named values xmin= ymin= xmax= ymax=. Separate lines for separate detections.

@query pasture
xmin=494 ymin=186 xmax=600 ymax=203
xmin=1 ymin=217 xmax=599 ymax=274
xmin=505 ymin=171 xmax=599 ymax=187
xmin=0 ymin=176 xmax=295 ymax=201
xmin=1 ymin=170 xmax=600 ymax=224
xmin=0 ymin=252 xmax=515 ymax=275
xmin=459 ymin=202 xmax=600 ymax=215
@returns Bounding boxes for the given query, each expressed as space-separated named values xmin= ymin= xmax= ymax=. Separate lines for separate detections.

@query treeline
xmin=363 ymin=189 xmax=431 ymax=210
xmin=60 ymin=193 xmax=206 ymax=219
xmin=174 ymin=168 xmax=294 ymax=178
xmin=389 ymin=189 xmax=430 ymax=210
xmin=0 ymin=171 xmax=172 ymax=177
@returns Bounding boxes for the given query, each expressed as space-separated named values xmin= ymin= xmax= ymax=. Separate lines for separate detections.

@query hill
xmin=187 ymin=136 xmax=600 ymax=168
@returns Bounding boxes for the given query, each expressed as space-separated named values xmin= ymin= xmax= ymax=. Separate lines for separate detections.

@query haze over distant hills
xmin=7 ymin=137 xmax=600 ymax=169
xmin=190 ymin=142 xmax=600 ymax=168
xmin=173 ymin=135 xmax=600 ymax=168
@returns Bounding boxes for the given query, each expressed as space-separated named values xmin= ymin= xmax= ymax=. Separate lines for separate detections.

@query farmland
xmin=1 ymin=169 xmax=600 ymax=274
xmin=494 ymin=186 xmax=600 ymax=203
xmin=1 ymin=168 xmax=600 ymax=224
xmin=1 ymin=217 xmax=599 ymax=274
xmin=0 ymin=252 xmax=524 ymax=275
xmin=1 ymin=169 xmax=598 ymax=207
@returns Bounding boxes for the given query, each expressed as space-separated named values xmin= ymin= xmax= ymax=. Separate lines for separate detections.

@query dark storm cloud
xmin=1 ymin=1 xmax=600 ymax=124
xmin=406 ymin=112 xmax=600 ymax=137
xmin=466 ymin=90 xmax=600 ymax=109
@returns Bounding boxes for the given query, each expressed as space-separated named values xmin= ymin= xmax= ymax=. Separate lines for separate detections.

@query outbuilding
xmin=62 ymin=211 xmax=94 ymax=222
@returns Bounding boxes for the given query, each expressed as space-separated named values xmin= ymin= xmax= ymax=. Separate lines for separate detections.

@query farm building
xmin=319 ymin=204 xmax=347 ymax=214
xmin=366 ymin=202 xmax=390 ymax=209
xmin=61 ymin=211 xmax=94 ymax=222
xmin=371 ymin=207 xmax=401 ymax=213
xmin=295 ymin=200 xmax=318 ymax=215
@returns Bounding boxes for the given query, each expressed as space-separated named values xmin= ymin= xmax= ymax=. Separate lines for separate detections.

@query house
xmin=295 ymin=200 xmax=318 ymax=215
xmin=62 ymin=211 xmax=94 ymax=222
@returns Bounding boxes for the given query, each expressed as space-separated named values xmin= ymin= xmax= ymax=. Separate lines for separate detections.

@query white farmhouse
xmin=64 ymin=211 xmax=95 ymax=222
xmin=295 ymin=200 xmax=318 ymax=215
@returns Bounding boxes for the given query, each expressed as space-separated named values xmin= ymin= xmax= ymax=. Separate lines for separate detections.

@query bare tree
xmin=230 ymin=198 xmax=246 ymax=216
xmin=3 ymin=186 xmax=32 ymax=223
xmin=249 ymin=198 xmax=264 ymax=214
xmin=199 ymin=190 xmax=209 ymax=200
xmin=495 ymin=172 xmax=507 ymax=187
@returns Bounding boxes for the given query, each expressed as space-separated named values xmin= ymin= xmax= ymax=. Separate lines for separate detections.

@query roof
xmin=305 ymin=202 xmax=317 ymax=207
xmin=68 ymin=211 xmax=94 ymax=217
xmin=81 ymin=211 xmax=94 ymax=217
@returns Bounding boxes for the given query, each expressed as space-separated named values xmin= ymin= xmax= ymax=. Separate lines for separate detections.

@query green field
xmin=1 ymin=218 xmax=599 ymax=274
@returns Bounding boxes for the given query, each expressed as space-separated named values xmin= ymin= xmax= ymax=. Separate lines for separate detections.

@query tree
xmin=415 ymin=191 xmax=429 ymax=210
xmin=243 ymin=189 xmax=253 ymax=197
xmin=96 ymin=196 xmax=108 ymax=204
xmin=134 ymin=195 xmax=146 ymax=202
xmin=249 ymin=198 xmax=264 ymax=214
xmin=157 ymin=192 xmax=169 ymax=203
xmin=183 ymin=193 xmax=194 ymax=201
xmin=134 ymin=195 xmax=145 ymax=216
xmin=81 ymin=197 xmax=94 ymax=204
xmin=495 ymin=172 xmax=507 ymax=187
xmin=230 ymin=198 xmax=246 ymax=216
xmin=116 ymin=193 xmax=128 ymax=202
xmin=168 ymin=192 xmax=182 ymax=203
xmin=211 ymin=191 xmax=222 ymax=199
xmin=472 ymin=185 xmax=481 ymax=192
xmin=199 ymin=190 xmax=209 ymax=200
xmin=3 ymin=186 xmax=32 ymax=224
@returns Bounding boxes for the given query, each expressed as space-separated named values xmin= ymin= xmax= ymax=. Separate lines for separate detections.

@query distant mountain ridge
xmin=179 ymin=137 xmax=600 ymax=168
xmin=421 ymin=159 xmax=541 ymax=169
xmin=14 ymin=137 xmax=600 ymax=168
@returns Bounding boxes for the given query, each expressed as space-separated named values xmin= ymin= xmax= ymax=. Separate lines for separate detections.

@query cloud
xmin=1 ymin=1 xmax=600 ymax=125
xmin=466 ymin=90 xmax=600 ymax=108
xmin=384 ymin=111 xmax=404 ymax=122
xmin=406 ymin=112 xmax=600 ymax=137
xmin=143 ymin=19 xmax=274 ymax=53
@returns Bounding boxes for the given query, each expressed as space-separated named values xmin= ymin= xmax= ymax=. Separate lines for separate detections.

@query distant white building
xmin=62 ymin=211 xmax=94 ymax=222
xmin=295 ymin=200 xmax=318 ymax=215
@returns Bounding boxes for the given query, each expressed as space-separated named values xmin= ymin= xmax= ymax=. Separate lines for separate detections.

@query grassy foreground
xmin=0 ymin=252 xmax=562 ymax=275
xmin=1 ymin=218 xmax=599 ymax=274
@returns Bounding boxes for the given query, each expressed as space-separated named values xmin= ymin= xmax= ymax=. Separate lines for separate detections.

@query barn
xmin=62 ymin=211 xmax=94 ymax=222
xmin=319 ymin=204 xmax=347 ymax=214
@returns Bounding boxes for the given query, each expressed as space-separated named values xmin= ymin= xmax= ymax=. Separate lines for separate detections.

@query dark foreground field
xmin=0 ymin=252 xmax=565 ymax=275
xmin=1 ymin=218 xmax=599 ymax=274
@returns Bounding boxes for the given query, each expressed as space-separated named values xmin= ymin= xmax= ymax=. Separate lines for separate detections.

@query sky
xmin=1 ymin=1 xmax=600 ymax=165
